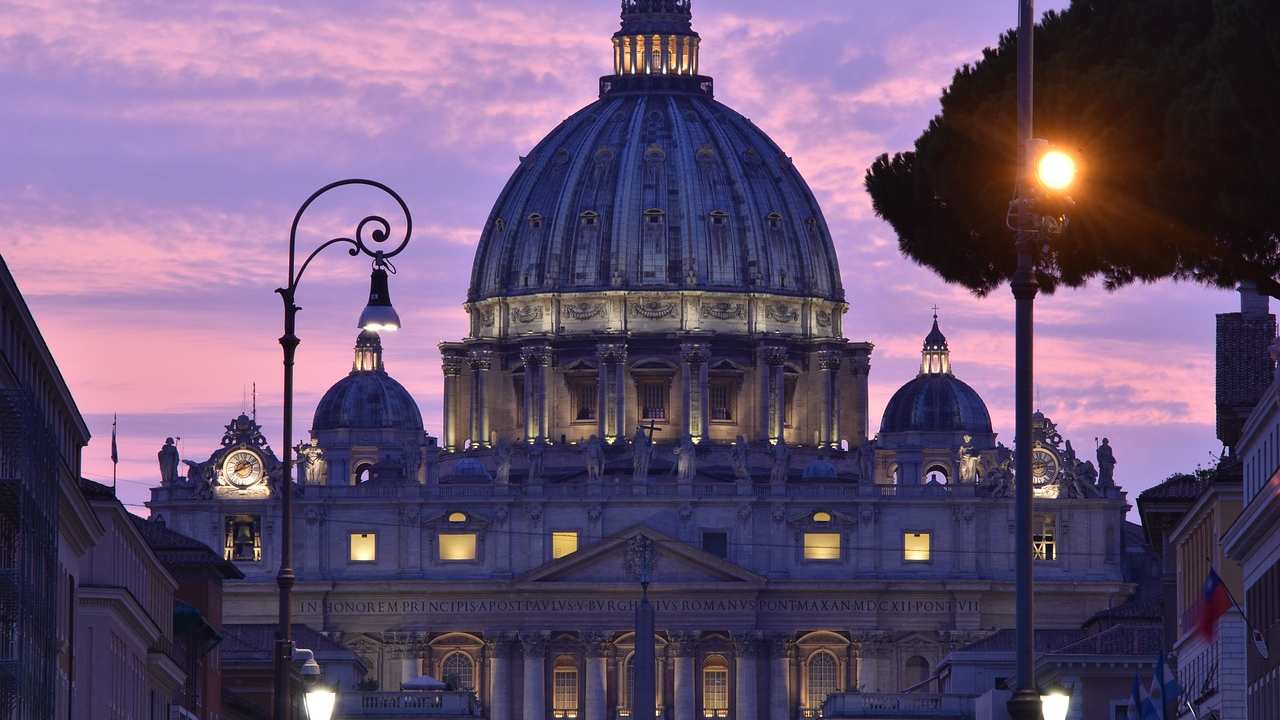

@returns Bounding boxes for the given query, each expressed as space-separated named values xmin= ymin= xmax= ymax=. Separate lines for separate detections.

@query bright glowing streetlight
xmin=1036 ymin=149 xmax=1077 ymax=192
xmin=1040 ymin=691 xmax=1070 ymax=720
xmin=304 ymin=685 xmax=337 ymax=720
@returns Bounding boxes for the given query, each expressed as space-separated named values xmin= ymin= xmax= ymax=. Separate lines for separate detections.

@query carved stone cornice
xmin=521 ymin=632 xmax=550 ymax=657
xmin=597 ymin=343 xmax=628 ymax=364
xmin=667 ymin=631 xmax=699 ymax=657
xmin=817 ymin=349 xmax=843 ymax=372
xmin=731 ymin=631 xmax=762 ymax=656
xmin=442 ymin=353 xmax=466 ymax=377
xmin=680 ymin=342 xmax=710 ymax=364
xmin=520 ymin=344 xmax=554 ymax=367
xmin=467 ymin=349 xmax=493 ymax=372
xmin=761 ymin=345 xmax=788 ymax=367
xmin=700 ymin=301 xmax=744 ymax=320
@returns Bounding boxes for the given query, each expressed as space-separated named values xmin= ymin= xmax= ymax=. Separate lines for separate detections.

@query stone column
xmin=680 ymin=343 xmax=710 ymax=442
xmin=733 ymin=633 xmax=759 ymax=720
xmin=522 ymin=633 xmax=548 ymax=720
xmin=585 ymin=634 xmax=610 ymax=720
xmin=817 ymin=350 xmax=841 ymax=448
xmin=486 ymin=637 xmax=514 ymax=720
xmin=759 ymin=346 xmax=787 ymax=443
xmin=442 ymin=352 xmax=464 ymax=451
xmin=597 ymin=343 xmax=627 ymax=443
xmin=521 ymin=345 xmax=553 ymax=444
xmin=670 ymin=633 xmax=697 ymax=720
xmin=468 ymin=350 xmax=493 ymax=448
xmin=847 ymin=353 xmax=871 ymax=446
xmin=766 ymin=634 xmax=792 ymax=720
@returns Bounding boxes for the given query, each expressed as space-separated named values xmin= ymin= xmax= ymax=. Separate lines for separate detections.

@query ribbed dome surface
xmin=313 ymin=373 xmax=423 ymax=432
xmin=879 ymin=375 xmax=992 ymax=435
xmin=467 ymin=92 xmax=844 ymax=302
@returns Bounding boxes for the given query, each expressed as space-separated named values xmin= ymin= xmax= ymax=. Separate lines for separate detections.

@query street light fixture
xmin=273 ymin=180 xmax=412 ymax=720
xmin=1035 ymin=148 xmax=1077 ymax=193
xmin=303 ymin=685 xmax=337 ymax=720
xmin=1040 ymin=691 xmax=1071 ymax=720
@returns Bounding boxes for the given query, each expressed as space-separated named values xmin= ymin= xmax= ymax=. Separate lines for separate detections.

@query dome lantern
xmin=353 ymin=330 xmax=384 ymax=373
xmin=920 ymin=312 xmax=952 ymax=376
xmin=612 ymin=0 xmax=701 ymax=80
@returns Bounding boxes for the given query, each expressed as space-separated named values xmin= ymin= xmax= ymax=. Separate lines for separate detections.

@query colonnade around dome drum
xmin=438 ymin=322 xmax=871 ymax=451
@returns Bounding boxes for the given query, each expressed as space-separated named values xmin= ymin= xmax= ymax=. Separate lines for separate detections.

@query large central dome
xmin=467 ymin=0 xmax=843 ymax=304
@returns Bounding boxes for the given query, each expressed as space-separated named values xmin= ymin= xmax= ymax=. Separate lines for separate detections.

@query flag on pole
xmin=1150 ymin=653 xmax=1183 ymax=720
xmin=1131 ymin=674 xmax=1159 ymax=720
xmin=1198 ymin=569 xmax=1233 ymax=640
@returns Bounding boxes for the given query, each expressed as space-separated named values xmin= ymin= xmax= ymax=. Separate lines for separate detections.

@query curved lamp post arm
xmin=273 ymin=179 xmax=411 ymax=720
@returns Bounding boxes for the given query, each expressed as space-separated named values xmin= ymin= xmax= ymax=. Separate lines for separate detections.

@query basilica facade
xmin=148 ymin=2 xmax=1138 ymax=719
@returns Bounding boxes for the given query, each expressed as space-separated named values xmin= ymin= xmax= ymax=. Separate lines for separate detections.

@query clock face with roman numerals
xmin=1030 ymin=446 xmax=1061 ymax=487
xmin=222 ymin=449 xmax=264 ymax=488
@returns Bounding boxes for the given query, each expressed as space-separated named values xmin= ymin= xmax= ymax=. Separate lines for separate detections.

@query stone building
xmin=148 ymin=2 xmax=1141 ymax=719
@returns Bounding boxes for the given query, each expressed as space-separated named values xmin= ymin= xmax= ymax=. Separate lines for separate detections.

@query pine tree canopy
xmin=864 ymin=0 xmax=1280 ymax=297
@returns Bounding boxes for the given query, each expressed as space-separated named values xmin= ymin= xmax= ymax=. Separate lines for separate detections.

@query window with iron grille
xmin=807 ymin=651 xmax=838 ymax=709
xmin=710 ymin=381 xmax=734 ymax=421
xmin=553 ymin=664 xmax=579 ymax=717
xmin=703 ymin=660 xmax=729 ymax=715
xmin=574 ymin=381 xmax=597 ymax=422
xmin=639 ymin=380 xmax=668 ymax=421
xmin=442 ymin=652 xmax=475 ymax=691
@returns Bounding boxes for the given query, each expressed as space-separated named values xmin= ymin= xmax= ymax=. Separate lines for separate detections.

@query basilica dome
xmin=312 ymin=332 xmax=423 ymax=433
xmin=879 ymin=317 xmax=992 ymax=436
xmin=466 ymin=1 xmax=843 ymax=304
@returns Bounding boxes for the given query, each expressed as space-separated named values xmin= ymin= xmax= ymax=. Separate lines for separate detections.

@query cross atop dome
xmin=920 ymin=313 xmax=952 ymax=376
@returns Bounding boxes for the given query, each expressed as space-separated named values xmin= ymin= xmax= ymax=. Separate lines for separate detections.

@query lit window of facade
xmin=904 ymin=532 xmax=931 ymax=562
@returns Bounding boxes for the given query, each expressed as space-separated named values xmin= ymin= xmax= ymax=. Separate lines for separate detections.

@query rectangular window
xmin=702 ymin=531 xmax=729 ymax=559
xmin=1034 ymin=515 xmax=1057 ymax=561
xmin=904 ymin=532 xmax=931 ymax=562
xmin=639 ymin=380 xmax=668 ymax=420
xmin=551 ymin=531 xmax=579 ymax=559
xmin=804 ymin=532 xmax=841 ymax=561
xmin=553 ymin=667 xmax=579 ymax=717
xmin=573 ymin=381 xmax=597 ymax=422
xmin=349 ymin=532 xmax=376 ymax=563
xmin=710 ymin=381 xmax=734 ymax=422
xmin=439 ymin=533 xmax=478 ymax=562
xmin=704 ymin=667 xmax=729 ymax=713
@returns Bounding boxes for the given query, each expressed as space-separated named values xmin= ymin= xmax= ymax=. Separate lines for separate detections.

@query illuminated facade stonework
xmin=149 ymin=2 xmax=1140 ymax=718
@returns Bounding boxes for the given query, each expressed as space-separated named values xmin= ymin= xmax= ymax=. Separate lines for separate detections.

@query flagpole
xmin=111 ymin=413 xmax=119 ymax=495
xmin=1206 ymin=563 xmax=1269 ymax=658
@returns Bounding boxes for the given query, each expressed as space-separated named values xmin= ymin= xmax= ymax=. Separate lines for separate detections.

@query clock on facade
xmin=1030 ymin=446 xmax=1061 ymax=487
xmin=222 ymin=449 xmax=264 ymax=488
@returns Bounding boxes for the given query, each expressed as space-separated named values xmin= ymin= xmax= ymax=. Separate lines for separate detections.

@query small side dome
xmin=312 ymin=332 xmax=423 ymax=433
xmin=879 ymin=314 xmax=992 ymax=435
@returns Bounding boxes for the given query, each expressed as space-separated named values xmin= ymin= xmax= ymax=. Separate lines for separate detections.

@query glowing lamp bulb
xmin=1040 ymin=692 xmax=1070 ymax=720
xmin=1036 ymin=149 xmax=1077 ymax=192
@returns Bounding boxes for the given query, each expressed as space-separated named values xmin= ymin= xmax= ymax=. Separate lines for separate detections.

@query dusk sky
xmin=2 ymin=0 xmax=1233 ymax=516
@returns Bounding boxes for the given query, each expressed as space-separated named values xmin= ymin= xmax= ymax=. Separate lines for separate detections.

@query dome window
xmin=644 ymin=209 xmax=665 ymax=225
xmin=767 ymin=212 xmax=783 ymax=230
xmin=709 ymin=210 xmax=729 ymax=226
xmin=812 ymin=511 xmax=832 ymax=523
xmin=528 ymin=213 xmax=544 ymax=229
xmin=448 ymin=511 xmax=468 ymax=524
xmin=580 ymin=210 xmax=599 ymax=226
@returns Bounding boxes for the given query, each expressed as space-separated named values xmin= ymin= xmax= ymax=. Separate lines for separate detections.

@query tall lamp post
xmin=273 ymin=179 xmax=412 ymax=720
xmin=1007 ymin=3 xmax=1076 ymax=720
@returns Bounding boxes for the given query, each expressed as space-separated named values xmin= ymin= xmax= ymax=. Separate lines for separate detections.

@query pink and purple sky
xmin=2 ymin=0 xmax=1232 ymax=515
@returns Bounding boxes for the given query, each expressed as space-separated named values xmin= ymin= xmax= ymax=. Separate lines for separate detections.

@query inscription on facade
xmin=296 ymin=596 xmax=981 ymax=618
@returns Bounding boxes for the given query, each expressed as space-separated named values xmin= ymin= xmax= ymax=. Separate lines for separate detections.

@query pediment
xmin=517 ymin=525 xmax=765 ymax=587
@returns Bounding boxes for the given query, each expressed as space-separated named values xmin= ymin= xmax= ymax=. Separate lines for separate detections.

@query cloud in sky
xmin=1 ymin=0 xmax=1235 ymax=515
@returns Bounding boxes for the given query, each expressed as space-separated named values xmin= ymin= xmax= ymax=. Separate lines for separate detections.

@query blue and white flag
xmin=1152 ymin=653 xmax=1183 ymax=713
xmin=1131 ymin=673 xmax=1159 ymax=720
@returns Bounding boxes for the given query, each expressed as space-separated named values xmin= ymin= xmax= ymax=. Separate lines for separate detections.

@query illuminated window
xmin=803 ymin=532 xmax=841 ymax=561
xmin=439 ymin=533 xmax=477 ymax=561
xmin=807 ymin=651 xmax=838 ymax=710
xmin=553 ymin=657 xmax=579 ymax=718
xmin=1034 ymin=515 xmax=1057 ymax=561
xmin=447 ymin=512 xmax=468 ymax=523
xmin=812 ymin=511 xmax=832 ymax=523
xmin=703 ymin=656 xmax=729 ymax=717
xmin=355 ymin=464 xmax=373 ymax=484
xmin=442 ymin=652 xmax=475 ymax=691
xmin=552 ymin=531 xmax=579 ymax=559
xmin=224 ymin=516 xmax=261 ymax=562
xmin=904 ymin=532 xmax=931 ymax=562
xmin=349 ymin=532 xmax=376 ymax=563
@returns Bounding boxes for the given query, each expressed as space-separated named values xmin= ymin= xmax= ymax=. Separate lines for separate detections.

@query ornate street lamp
xmin=294 ymin=647 xmax=338 ymax=720
xmin=1040 ymin=691 xmax=1071 ymax=720
xmin=1006 ymin=4 xmax=1077 ymax=720
xmin=273 ymin=180 xmax=412 ymax=720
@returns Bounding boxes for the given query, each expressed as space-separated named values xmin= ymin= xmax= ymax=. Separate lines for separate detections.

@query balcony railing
xmin=339 ymin=690 xmax=481 ymax=717
xmin=821 ymin=693 xmax=971 ymax=718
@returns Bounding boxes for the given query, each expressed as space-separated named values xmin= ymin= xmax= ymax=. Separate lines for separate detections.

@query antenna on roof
xmin=252 ymin=382 xmax=257 ymax=421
